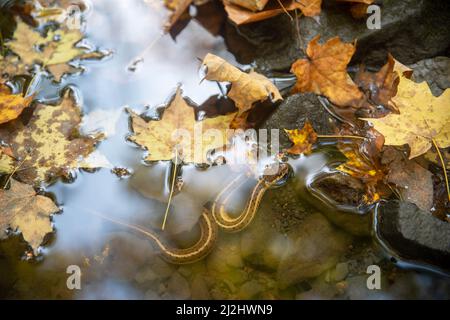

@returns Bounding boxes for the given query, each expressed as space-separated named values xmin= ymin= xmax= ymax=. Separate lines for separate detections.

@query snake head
xmin=261 ymin=162 xmax=291 ymax=188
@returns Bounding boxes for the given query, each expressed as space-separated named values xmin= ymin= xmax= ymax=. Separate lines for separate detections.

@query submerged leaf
xmin=336 ymin=142 xmax=385 ymax=203
xmin=3 ymin=19 xmax=104 ymax=81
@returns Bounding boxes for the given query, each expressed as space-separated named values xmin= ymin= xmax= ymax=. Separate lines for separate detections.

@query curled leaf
xmin=202 ymin=53 xmax=282 ymax=114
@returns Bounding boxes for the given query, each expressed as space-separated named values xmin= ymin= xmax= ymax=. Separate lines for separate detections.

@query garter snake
xmin=95 ymin=163 xmax=290 ymax=264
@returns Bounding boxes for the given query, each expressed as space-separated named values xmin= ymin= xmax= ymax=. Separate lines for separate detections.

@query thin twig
xmin=162 ymin=150 xmax=178 ymax=230
xmin=317 ymin=134 xmax=366 ymax=140
xmin=127 ymin=31 xmax=164 ymax=72
xmin=432 ymin=138 xmax=450 ymax=202
xmin=387 ymin=183 xmax=402 ymax=201
xmin=3 ymin=153 xmax=29 ymax=189
xmin=294 ymin=9 xmax=305 ymax=53
xmin=276 ymin=0 xmax=293 ymax=21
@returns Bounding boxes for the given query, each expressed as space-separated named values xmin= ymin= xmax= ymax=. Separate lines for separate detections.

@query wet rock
xmin=144 ymin=289 xmax=161 ymax=300
xmin=307 ymin=172 xmax=373 ymax=236
xmin=190 ymin=274 xmax=211 ymax=300
xmin=165 ymin=272 xmax=191 ymax=300
xmin=240 ymin=222 xmax=286 ymax=271
xmin=375 ymin=200 xmax=450 ymax=273
xmin=343 ymin=240 xmax=385 ymax=276
xmin=149 ymin=256 xmax=176 ymax=279
xmin=206 ymin=234 xmax=248 ymax=290
xmin=277 ymin=213 xmax=353 ymax=288
xmin=105 ymin=232 xmax=157 ymax=281
xmin=240 ymin=179 xmax=312 ymax=270
xmin=135 ymin=268 xmax=159 ymax=284
xmin=259 ymin=93 xmax=335 ymax=151
xmin=134 ymin=256 xmax=175 ymax=286
xmin=236 ymin=280 xmax=265 ymax=299
xmin=226 ymin=0 xmax=450 ymax=71
xmin=344 ymin=275 xmax=389 ymax=300
xmin=410 ymin=56 xmax=450 ymax=96
xmin=224 ymin=14 xmax=300 ymax=72
xmin=331 ymin=262 xmax=349 ymax=282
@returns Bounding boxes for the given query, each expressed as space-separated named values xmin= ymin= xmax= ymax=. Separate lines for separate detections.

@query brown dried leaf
xmin=223 ymin=0 xmax=312 ymax=25
xmin=355 ymin=54 xmax=400 ymax=111
xmin=382 ymin=147 xmax=433 ymax=211
xmin=291 ymin=35 xmax=364 ymax=108
xmin=202 ymin=53 xmax=282 ymax=114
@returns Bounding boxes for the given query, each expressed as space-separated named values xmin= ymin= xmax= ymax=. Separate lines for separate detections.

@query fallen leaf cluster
xmin=0 ymin=1 xmax=108 ymax=253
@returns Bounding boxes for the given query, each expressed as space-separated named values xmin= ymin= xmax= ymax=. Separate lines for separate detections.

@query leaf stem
xmin=431 ymin=138 xmax=450 ymax=202
xmin=317 ymin=134 xmax=365 ymax=140
xmin=162 ymin=150 xmax=178 ymax=230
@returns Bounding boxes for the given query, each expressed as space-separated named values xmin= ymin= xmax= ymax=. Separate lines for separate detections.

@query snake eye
xmin=261 ymin=163 xmax=292 ymax=188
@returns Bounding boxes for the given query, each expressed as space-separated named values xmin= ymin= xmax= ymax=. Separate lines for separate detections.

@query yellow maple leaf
xmin=284 ymin=121 xmax=318 ymax=155
xmin=362 ymin=69 xmax=450 ymax=159
xmin=202 ymin=53 xmax=282 ymax=114
xmin=0 ymin=83 xmax=33 ymax=125
xmin=0 ymin=89 xmax=101 ymax=185
xmin=3 ymin=19 xmax=103 ymax=81
xmin=0 ymin=179 xmax=59 ymax=253
xmin=291 ymin=35 xmax=364 ymax=108
xmin=128 ymin=87 xmax=237 ymax=164
xmin=0 ymin=147 xmax=15 ymax=174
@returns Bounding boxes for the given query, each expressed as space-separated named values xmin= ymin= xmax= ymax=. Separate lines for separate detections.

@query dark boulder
xmin=259 ymin=93 xmax=335 ymax=151
xmin=225 ymin=0 xmax=450 ymax=72
xmin=375 ymin=200 xmax=450 ymax=274
xmin=410 ymin=56 xmax=450 ymax=96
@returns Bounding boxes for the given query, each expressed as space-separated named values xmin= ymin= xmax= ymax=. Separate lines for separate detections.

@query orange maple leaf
xmin=284 ymin=121 xmax=318 ymax=155
xmin=291 ymin=35 xmax=364 ymax=108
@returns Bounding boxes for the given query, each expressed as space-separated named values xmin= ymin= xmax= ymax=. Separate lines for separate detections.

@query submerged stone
xmin=277 ymin=213 xmax=352 ymax=288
